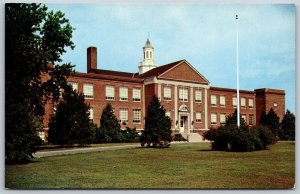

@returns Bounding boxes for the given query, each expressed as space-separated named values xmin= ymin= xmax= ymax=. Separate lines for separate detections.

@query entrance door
xmin=180 ymin=116 xmax=188 ymax=133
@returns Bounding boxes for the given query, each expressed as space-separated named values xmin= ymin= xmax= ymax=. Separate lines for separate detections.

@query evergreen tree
xmin=260 ymin=108 xmax=280 ymax=136
xmin=98 ymin=104 xmax=121 ymax=143
xmin=5 ymin=3 xmax=74 ymax=164
xmin=48 ymin=86 xmax=91 ymax=146
xmin=225 ymin=109 xmax=247 ymax=128
xmin=141 ymin=96 xmax=172 ymax=148
xmin=279 ymin=110 xmax=295 ymax=140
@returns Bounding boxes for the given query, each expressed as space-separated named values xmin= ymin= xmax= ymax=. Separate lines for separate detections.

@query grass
xmin=5 ymin=141 xmax=295 ymax=189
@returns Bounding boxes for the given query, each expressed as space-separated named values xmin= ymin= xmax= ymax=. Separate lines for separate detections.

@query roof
xmin=137 ymin=60 xmax=183 ymax=78
xmin=74 ymin=69 xmax=143 ymax=83
xmin=210 ymin=86 xmax=255 ymax=94
xmin=144 ymin=38 xmax=153 ymax=48
xmin=254 ymin=88 xmax=285 ymax=95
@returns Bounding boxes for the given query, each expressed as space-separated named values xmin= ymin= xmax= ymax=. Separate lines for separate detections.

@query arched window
xmin=146 ymin=51 xmax=149 ymax=58
xmin=150 ymin=51 xmax=152 ymax=59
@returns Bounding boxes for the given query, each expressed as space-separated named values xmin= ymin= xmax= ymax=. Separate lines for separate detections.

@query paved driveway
xmin=33 ymin=144 xmax=139 ymax=158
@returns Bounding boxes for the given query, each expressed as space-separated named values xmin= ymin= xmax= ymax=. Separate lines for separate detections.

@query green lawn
xmin=5 ymin=141 xmax=295 ymax=189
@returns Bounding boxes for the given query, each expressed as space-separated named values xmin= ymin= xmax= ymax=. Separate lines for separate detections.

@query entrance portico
xmin=178 ymin=105 xmax=190 ymax=135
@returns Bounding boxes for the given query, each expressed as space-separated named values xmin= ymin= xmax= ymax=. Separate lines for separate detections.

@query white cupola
xmin=138 ymin=38 xmax=158 ymax=74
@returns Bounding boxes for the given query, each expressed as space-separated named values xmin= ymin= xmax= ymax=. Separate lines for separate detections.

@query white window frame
xmin=164 ymin=87 xmax=172 ymax=101
xmin=241 ymin=97 xmax=246 ymax=108
xmin=211 ymin=95 xmax=217 ymax=107
xmin=179 ymin=88 xmax=188 ymax=102
xmin=105 ymin=85 xmax=115 ymax=100
xmin=89 ymin=108 xmax=93 ymax=121
xmin=165 ymin=111 xmax=171 ymax=118
xmin=133 ymin=88 xmax=141 ymax=102
xmin=241 ymin=114 xmax=247 ymax=123
xmin=211 ymin=113 xmax=217 ymax=125
xmin=83 ymin=83 xmax=94 ymax=99
xmin=220 ymin=96 xmax=226 ymax=107
xmin=249 ymin=114 xmax=254 ymax=126
xmin=232 ymin=97 xmax=237 ymax=107
xmin=119 ymin=87 xmax=128 ymax=101
xmin=195 ymin=90 xmax=202 ymax=103
xmin=249 ymin=99 xmax=254 ymax=109
xmin=120 ymin=108 xmax=128 ymax=123
xmin=220 ymin=113 xmax=226 ymax=124
xmin=133 ymin=109 xmax=141 ymax=124
xmin=68 ymin=81 xmax=78 ymax=91
xmin=195 ymin=112 xmax=201 ymax=123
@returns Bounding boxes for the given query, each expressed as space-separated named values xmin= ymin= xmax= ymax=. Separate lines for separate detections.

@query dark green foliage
xmin=203 ymin=111 xmax=276 ymax=152
xmin=120 ymin=127 xmax=140 ymax=142
xmin=260 ymin=108 xmax=280 ymax=136
xmin=225 ymin=109 xmax=247 ymax=128
xmin=140 ymin=96 xmax=172 ymax=148
xmin=96 ymin=104 xmax=122 ymax=143
xmin=5 ymin=3 xmax=74 ymax=164
xmin=48 ymin=86 xmax=91 ymax=146
xmin=173 ymin=134 xmax=187 ymax=142
xmin=279 ymin=110 xmax=295 ymax=140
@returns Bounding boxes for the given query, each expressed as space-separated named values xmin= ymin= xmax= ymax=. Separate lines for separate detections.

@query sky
xmin=47 ymin=3 xmax=295 ymax=113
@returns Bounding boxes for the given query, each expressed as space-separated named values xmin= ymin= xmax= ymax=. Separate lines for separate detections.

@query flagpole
xmin=236 ymin=14 xmax=240 ymax=127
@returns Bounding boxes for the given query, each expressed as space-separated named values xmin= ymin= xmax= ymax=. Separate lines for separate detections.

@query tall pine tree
xmin=48 ymin=86 xmax=91 ymax=146
xmin=98 ymin=104 xmax=121 ymax=143
xmin=141 ymin=96 xmax=172 ymax=148
xmin=279 ymin=110 xmax=295 ymax=140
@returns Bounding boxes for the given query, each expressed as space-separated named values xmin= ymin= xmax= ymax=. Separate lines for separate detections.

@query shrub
xmin=203 ymin=125 xmax=276 ymax=152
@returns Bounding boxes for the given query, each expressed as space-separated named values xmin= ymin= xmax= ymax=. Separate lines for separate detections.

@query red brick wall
xmin=160 ymin=62 xmax=208 ymax=83
xmin=255 ymin=88 xmax=285 ymax=125
xmin=208 ymin=88 xmax=256 ymax=128
xmin=43 ymin=75 xmax=144 ymax=130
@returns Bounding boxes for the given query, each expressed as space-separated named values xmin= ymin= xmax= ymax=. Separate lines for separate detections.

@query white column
xmin=158 ymin=84 xmax=161 ymax=101
xmin=174 ymin=85 xmax=178 ymax=129
xmin=205 ymin=88 xmax=208 ymax=129
xmin=190 ymin=87 xmax=194 ymax=132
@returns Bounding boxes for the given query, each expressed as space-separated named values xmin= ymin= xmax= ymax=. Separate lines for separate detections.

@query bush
xmin=203 ymin=125 xmax=276 ymax=152
xmin=120 ymin=127 xmax=140 ymax=142
xmin=173 ymin=134 xmax=187 ymax=142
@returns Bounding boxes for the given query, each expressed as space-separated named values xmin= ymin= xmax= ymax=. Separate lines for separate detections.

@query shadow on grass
xmin=196 ymin=149 xmax=213 ymax=152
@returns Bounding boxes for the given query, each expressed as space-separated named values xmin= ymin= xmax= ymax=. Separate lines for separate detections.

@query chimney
xmin=87 ymin=47 xmax=97 ymax=72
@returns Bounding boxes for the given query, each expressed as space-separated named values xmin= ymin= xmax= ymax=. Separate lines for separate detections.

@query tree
xmin=260 ymin=108 xmax=280 ymax=136
xmin=5 ymin=3 xmax=74 ymax=164
xmin=140 ymin=96 xmax=172 ymax=148
xmin=48 ymin=86 xmax=91 ymax=146
xmin=225 ymin=109 xmax=247 ymax=128
xmin=279 ymin=110 xmax=295 ymax=140
xmin=98 ymin=104 xmax=121 ymax=143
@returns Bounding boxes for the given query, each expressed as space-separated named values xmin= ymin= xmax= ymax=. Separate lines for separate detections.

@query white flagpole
xmin=236 ymin=14 xmax=240 ymax=127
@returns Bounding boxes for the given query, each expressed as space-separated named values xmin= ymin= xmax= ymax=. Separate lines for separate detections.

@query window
xmin=68 ymin=82 xmax=78 ymax=91
xmin=179 ymin=88 xmax=188 ymax=101
xmin=211 ymin=113 xmax=217 ymax=124
xmin=220 ymin=96 xmax=226 ymax=107
xmin=249 ymin=114 xmax=254 ymax=125
xmin=119 ymin=87 xmax=128 ymax=101
xmin=195 ymin=90 xmax=202 ymax=103
xmin=196 ymin=112 xmax=201 ymax=122
xmin=249 ymin=99 xmax=254 ymax=109
xmin=241 ymin=98 xmax=246 ymax=108
xmin=211 ymin=95 xmax=217 ymax=106
xmin=83 ymin=83 xmax=93 ymax=99
xmin=241 ymin=114 xmax=246 ymax=123
xmin=133 ymin=88 xmax=141 ymax=101
xmin=89 ymin=108 xmax=93 ymax=122
xmin=220 ymin=114 xmax=226 ymax=124
xmin=232 ymin=97 xmax=237 ymax=107
xmin=165 ymin=111 xmax=171 ymax=118
xmin=105 ymin=85 xmax=115 ymax=100
xmin=120 ymin=109 xmax=128 ymax=123
xmin=164 ymin=87 xmax=171 ymax=100
xmin=133 ymin=109 xmax=141 ymax=123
